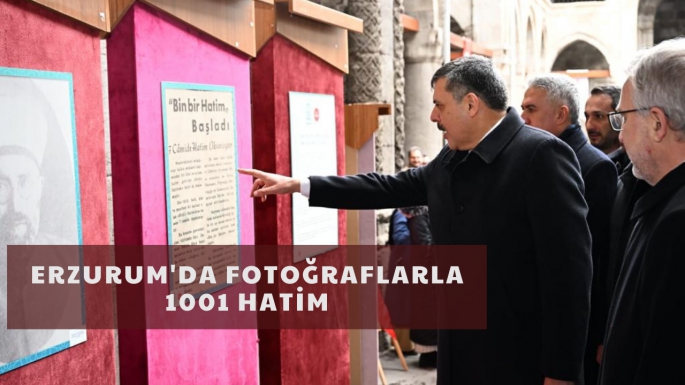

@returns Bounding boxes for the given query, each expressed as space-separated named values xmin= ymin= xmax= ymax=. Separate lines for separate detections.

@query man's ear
xmin=556 ymin=105 xmax=570 ymax=125
xmin=465 ymin=93 xmax=480 ymax=117
xmin=651 ymin=107 xmax=669 ymax=142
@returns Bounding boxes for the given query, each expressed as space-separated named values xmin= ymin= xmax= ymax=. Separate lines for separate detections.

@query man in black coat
xmin=583 ymin=86 xmax=630 ymax=174
xmin=602 ymin=162 xmax=650 ymax=336
xmin=599 ymin=37 xmax=685 ymax=385
xmin=522 ymin=75 xmax=618 ymax=385
xmin=240 ymin=56 xmax=592 ymax=385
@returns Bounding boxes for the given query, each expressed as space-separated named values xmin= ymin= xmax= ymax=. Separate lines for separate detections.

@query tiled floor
xmin=379 ymin=350 xmax=437 ymax=385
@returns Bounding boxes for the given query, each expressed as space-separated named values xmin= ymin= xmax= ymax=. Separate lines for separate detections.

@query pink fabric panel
xmin=130 ymin=3 xmax=255 ymax=246
xmin=0 ymin=0 xmax=115 ymax=383
xmin=107 ymin=3 xmax=258 ymax=385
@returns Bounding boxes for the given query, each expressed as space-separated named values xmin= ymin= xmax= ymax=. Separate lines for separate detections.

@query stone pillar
xmin=471 ymin=0 xmax=511 ymax=104
xmin=345 ymin=0 xmax=395 ymax=176
xmin=637 ymin=0 xmax=661 ymax=48
xmin=403 ymin=0 xmax=444 ymax=162
xmin=393 ymin=0 xmax=406 ymax=172
xmin=342 ymin=0 xmax=398 ymax=245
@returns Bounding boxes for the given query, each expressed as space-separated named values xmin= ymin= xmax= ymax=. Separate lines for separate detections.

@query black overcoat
xmin=309 ymin=108 xmax=593 ymax=384
xmin=599 ymin=163 xmax=685 ymax=384
xmin=560 ymin=125 xmax=617 ymax=384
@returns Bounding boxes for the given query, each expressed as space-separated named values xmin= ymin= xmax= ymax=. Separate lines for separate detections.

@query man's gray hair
xmin=628 ymin=37 xmax=685 ymax=133
xmin=528 ymin=74 xmax=580 ymax=124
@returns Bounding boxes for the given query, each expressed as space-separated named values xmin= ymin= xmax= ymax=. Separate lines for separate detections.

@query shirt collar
xmin=441 ymin=107 xmax=525 ymax=166
xmin=480 ymin=115 xmax=505 ymax=144
xmin=470 ymin=107 xmax=525 ymax=164
xmin=558 ymin=123 xmax=587 ymax=153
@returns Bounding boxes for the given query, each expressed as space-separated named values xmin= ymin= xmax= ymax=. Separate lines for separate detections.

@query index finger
xmin=238 ymin=168 xmax=267 ymax=179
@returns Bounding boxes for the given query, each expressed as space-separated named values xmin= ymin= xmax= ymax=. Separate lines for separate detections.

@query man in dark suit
xmin=240 ymin=56 xmax=592 ymax=385
xmin=604 ymin=163 xmax=650 ymax=327
xmin=599 ymin=37 xmax=685 ymax=385
xmin=583 ymin=86 xmax=630 ymax=174
xmin=521 ymin=75 xmax=618 ymax=385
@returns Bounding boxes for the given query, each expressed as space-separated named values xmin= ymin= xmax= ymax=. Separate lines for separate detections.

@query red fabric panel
xmin=105 ymin=9 xmax=149 ymax=384
xmin=0 ymin=0 xmax=115 ymax=384
xmin=251 ymin=35 xmax=349 ymax=385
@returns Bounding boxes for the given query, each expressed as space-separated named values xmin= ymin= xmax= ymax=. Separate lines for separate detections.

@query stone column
xmin=403 ymin=0 xmax=444 ymax=161
xmin=637 ymin=0 xmax=662 ymax=48
xmin=393 ymin=0 xmax=406 ymax=172
xmin=345 ymin=0 xmax=395 ymax=176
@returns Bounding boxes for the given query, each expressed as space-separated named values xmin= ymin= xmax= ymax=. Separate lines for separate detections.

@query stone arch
xmin=552 ymin=39 xmax=611 ymax=97
xmin=637 ymin=0 xmax=663 ymax=48
xmin=525 ymin=17 xmax=535 ymax=77
xmin=550 ymin=33 xmax=612 ymax=71
xmin=513 ymin=3 xmax=524 ymax=75
xmin=653 ymin=0 xmax=685 ymax=45
xmin=552 ymin=40 xmax=610 ymax=71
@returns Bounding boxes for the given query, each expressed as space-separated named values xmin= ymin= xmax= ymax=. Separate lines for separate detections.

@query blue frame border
xmin=0 ymin=67 xmax=84 ymax=374
xmin=160 ymin=81 xmax=241 ymax=297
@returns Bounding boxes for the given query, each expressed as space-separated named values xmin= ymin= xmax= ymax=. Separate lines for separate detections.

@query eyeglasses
xmin=0 ymin=177 xmax=41 ymax=205
xmin=607 ymin=108 xmax=650 ymax=131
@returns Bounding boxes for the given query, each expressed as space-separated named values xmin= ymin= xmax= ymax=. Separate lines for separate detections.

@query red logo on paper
xmin=314 ymin=108 xmax=320 ymax=122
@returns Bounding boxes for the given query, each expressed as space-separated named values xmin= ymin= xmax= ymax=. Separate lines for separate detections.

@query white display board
xmin=289 ymin=92 xmax=338 ymax=262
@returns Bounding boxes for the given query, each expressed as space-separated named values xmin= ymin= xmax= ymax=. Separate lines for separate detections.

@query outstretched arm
xmin=238 ymin=168 xmax=302 ymax=202
xmin=240 ymin=163 xmax=432 ymax=210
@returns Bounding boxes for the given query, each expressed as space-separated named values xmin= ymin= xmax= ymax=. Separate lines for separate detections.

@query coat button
xmin=457 ymin=205 xmax=464 ymax=213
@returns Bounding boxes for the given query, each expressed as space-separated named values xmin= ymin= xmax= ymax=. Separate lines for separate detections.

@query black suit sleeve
xmin=583 ymin=159 xmax=618 ymax=346
xmin=634 ymin=212 xmax=685 ymax=384
xmin=525 ymin=138 xmax=593 ymax=381
xmin=308 ymin=165 xmax=429 ymax=210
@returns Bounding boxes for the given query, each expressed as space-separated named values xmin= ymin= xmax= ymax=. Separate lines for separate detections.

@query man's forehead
xmin=586 ymin=94 xmax=613 ymax=106
xmin=0 ymin=154 xmax=40 ymax=176
xmin=585 ymin=97 xmax=613 ymax=111
xmin=523 ymin=87 xmax=547 ymax=105
xmin=618 ymin=80 xmax=633 ymax=108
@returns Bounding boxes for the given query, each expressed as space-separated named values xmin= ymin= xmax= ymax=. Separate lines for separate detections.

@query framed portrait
xmin=0 ymin=67 xmax=86 ymax=375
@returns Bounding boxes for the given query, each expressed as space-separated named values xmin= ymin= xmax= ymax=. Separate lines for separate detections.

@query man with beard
xmin=0 ymin=78 xmax=70 ymax=365
xmin=584 ymin=86 xmax=629 ymax=173
xmin=407 ymin=146 xmax=425 ymax=169
xmin=599 ymin=37 xmax=685 ymax=385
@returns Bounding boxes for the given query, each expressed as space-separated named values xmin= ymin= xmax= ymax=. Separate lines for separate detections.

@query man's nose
xmin=9 ymin=188 xmax=20 ymax=212
xmin=521 ymin=112 xmax=530 ymax=125
xmin=619 ymin=130 xmax=624 ymax=144
xmin=430 ymin=107 xmax=438 ymax=122
xmin=586 ymin=119 xmax=596 ymax=131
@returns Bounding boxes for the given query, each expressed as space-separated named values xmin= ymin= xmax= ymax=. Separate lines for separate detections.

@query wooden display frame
xmin=255 ymin=0 xmax=364 ymax=74
xmin=30 ymin=0 xmax=258 ymax=57
xmin=401 ymin=13 xmax=419 ymax=32
xmin=344 ymin=102 xmax=390 ymax=385
xmin=553 ymin=69 xmax=611 ymax=79
xmin=344 ymin=103 xmax=391 ymax=150
xmin=450 ymin=32 xmax=493 ymax=58
xmin=30 ymin=0 xmax=111 ymax=30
